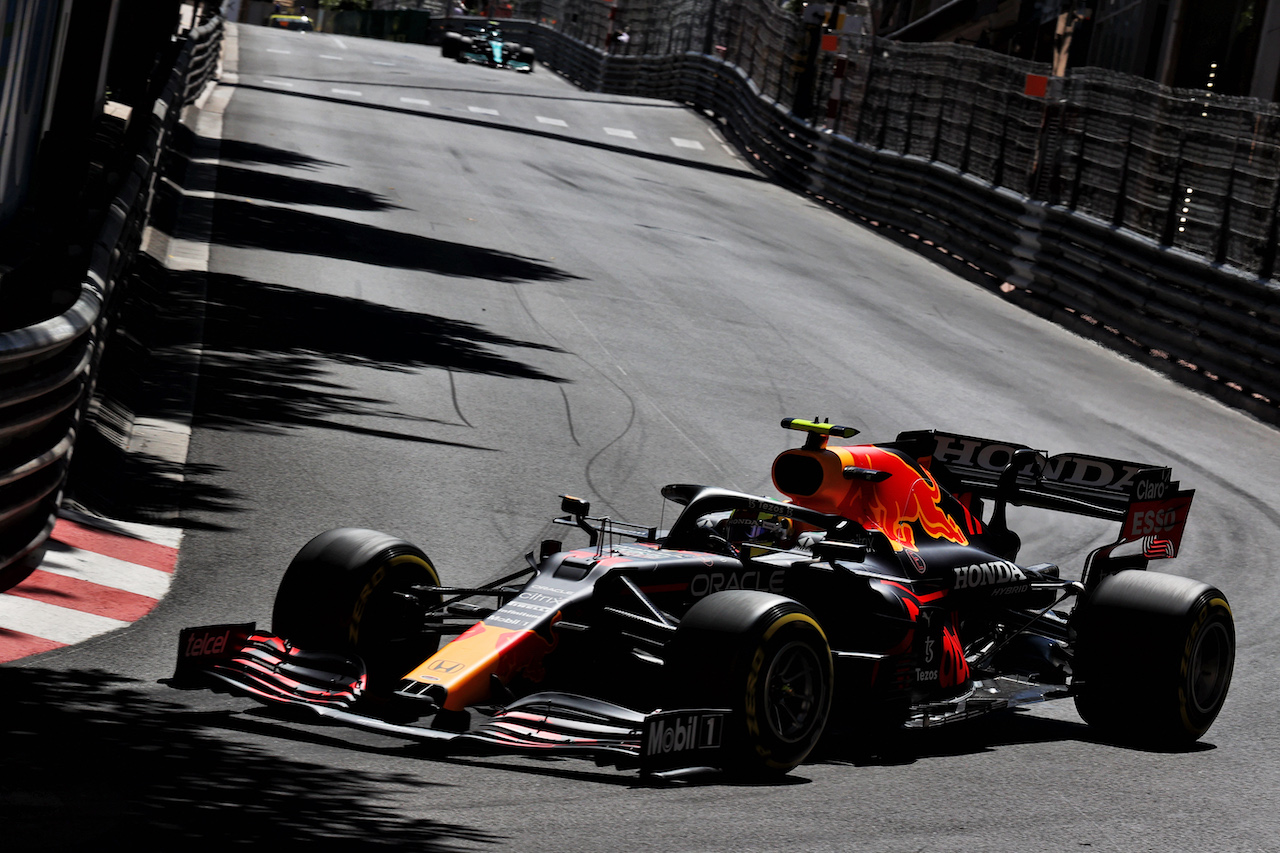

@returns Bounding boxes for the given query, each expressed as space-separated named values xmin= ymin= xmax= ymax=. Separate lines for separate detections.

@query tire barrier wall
xmin=523 ymin=31 xmax=1280 ymax=426
xmin=0 ymin=16 xmax=224 ymax=574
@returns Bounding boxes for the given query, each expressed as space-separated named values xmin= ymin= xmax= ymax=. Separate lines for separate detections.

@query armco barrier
xmin=0 ymin=17 xmax=223 ymax=574
xmin=528 ymin=33 xmax=1280 ymax=424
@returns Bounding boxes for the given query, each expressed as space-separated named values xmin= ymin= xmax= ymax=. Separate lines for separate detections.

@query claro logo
xmin=690 ymin=570 xmax=785 ymax=598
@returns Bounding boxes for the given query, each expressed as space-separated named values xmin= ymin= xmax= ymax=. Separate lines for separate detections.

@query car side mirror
xmin=561 ymin=495 xmax=590 ymax=516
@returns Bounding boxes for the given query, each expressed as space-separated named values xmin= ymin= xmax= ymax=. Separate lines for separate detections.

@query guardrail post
xmin=1112 ymin=121 xmax=1133 ymax=227
xmin=1162 ymin=129 xmax=1187 ymax=247
xmin=1260 ymin=169 xmax=1280 ymax=281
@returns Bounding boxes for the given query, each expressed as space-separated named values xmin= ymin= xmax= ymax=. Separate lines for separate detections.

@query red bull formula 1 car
xmin=173 ymin=419 xmax=1234 ymax=776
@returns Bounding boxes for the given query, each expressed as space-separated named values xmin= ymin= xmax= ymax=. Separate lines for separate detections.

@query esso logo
xmin=1127 ymin=506 xmax=1181 ymax=537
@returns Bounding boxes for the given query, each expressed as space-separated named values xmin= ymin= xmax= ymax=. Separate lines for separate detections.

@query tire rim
xmin=765 ymin=639 xmax=827 ymax=743
xmin=1188 ymin=620 xmax=1232 ymax=715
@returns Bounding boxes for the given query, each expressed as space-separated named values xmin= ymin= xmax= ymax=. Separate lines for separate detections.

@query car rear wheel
xmin=1072 ymin=569 xmax=1234 ymax=745
xmin=273 ymin=528 xmax=442 ymax=692
xmin=671 ymin=590 xmax=833 ymax=775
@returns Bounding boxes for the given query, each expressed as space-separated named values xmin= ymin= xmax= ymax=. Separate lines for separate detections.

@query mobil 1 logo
xmin=641 ymin=709 xmax=726 ymax=769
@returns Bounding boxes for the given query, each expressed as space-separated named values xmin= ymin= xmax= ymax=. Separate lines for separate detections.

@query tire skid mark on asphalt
xmin=0 ymin=514 xmax=181 ymax=664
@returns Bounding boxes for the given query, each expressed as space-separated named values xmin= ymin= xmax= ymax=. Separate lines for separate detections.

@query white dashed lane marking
xmin=250 ymin=53 xmax=731 ymax=157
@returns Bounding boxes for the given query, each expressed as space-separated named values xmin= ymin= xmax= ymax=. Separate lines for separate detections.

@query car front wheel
xmin=272 ymin=528 xmax=443 ymax=692
xmin=670 ymin=590 xmax=833 ymax=775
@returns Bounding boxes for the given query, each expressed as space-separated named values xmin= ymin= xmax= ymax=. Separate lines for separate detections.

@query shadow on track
xmin=214 ymin=164 xmax=405 ymax=212
xmin=66 ymin=257 xmax=566 ymax=523
xmin=210 ymin=196 xmax=575 ymax=281
xmin=214 ymin=134 xmax=342 ymax=171
xmin=815 ymin=709 xmax=1216 ymax=770
xmin=0 ymin=667 xmax=504 ymax=851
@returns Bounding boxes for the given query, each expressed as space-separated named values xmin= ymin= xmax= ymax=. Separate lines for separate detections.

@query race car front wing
xmin=170 ymin=624 xmax=728 ymax=774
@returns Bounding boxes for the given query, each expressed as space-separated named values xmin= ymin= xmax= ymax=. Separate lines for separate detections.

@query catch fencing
xmin=517 ymin=0 xmax=1280 ymax=424
xmin=0 ymin=16 xmax=224 ymax=574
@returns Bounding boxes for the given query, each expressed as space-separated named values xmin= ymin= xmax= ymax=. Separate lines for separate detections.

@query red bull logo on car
xmin=844 ymin=448 xmax=969 ymax=551
xmin=773 ymin=441 xmax=969 ymax=552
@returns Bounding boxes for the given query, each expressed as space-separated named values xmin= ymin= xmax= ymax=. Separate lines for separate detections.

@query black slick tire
xmin=671 ymin=590 xmax=833 ymax=775
xmin=272 ymin=528 xmax=442 ymax=692
xmin=1072 ymin=569 xmax=1234 ymax=745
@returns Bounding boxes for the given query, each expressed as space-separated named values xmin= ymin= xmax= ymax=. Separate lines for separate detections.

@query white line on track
xmin=536 ymin=116 xmax=568 ymax=127
xmin=401 ymin=97 xmax=432 ymax=106
xmin=262 ymin=79 xmax=295 ymax=87
xmin=371 ymin=61 xmax=396 ymax=66
xmin=672 ymin=138 xmax=705 ymax=150
xmin=469 ymin=106 xmax=500 ymax=116
xmin=332 ymin=88 xmax=363 ymax=96
xmin=604 ymin=127 xmax=636 ymax=139
xmin=331 ymin=38 xmax=349 ymax=49
xmin=267 ymin=49 xmax=291 ymax=54
xmin=319 ymin=54 xmax=344 ymax=60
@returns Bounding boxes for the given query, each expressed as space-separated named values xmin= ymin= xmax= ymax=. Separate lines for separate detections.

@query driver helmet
xmin=717 ymin=509 xmax=796 ymax=548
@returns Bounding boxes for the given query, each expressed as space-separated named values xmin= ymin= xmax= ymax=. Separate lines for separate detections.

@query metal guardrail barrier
xmin=0 ymin=16 xmax=224 ymax=574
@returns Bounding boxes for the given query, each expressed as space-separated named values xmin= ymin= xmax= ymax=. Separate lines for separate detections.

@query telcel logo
xmin=184 ymin=629 xmax=231 ymax=657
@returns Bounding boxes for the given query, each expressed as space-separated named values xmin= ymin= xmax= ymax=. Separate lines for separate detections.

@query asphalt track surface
xmin=5 ymin=22 xmax=1280 ymax=851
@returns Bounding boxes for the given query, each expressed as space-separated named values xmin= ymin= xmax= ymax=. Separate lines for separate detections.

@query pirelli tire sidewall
xmin=272 ymin=528 xmax=442 ymax=690
xmin=672 ymin=590 xmax=834 ymax=775
xmin=1072 ymin=569 xmax=1234 ymax=744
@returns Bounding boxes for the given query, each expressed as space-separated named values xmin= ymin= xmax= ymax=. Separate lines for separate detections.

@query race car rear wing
xmin=893 ymin=430 xmax=1195 ymax=558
